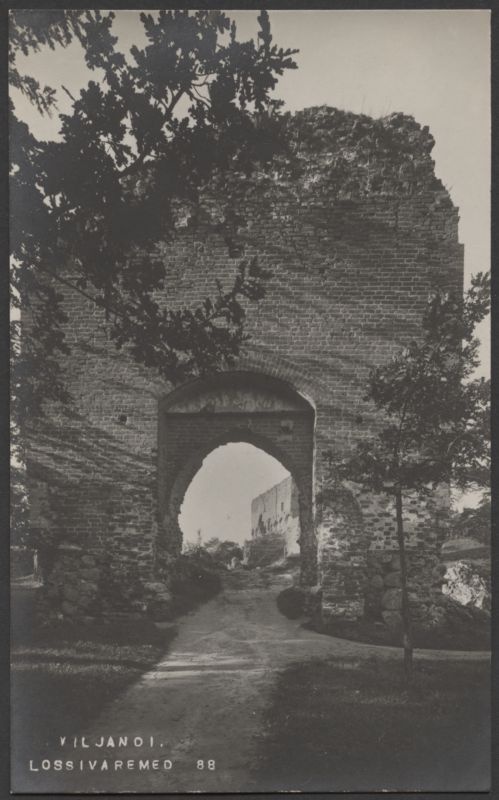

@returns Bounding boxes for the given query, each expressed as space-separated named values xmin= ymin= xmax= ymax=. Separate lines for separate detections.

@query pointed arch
xmin=157 ymin=370 xmax=316 ymax=582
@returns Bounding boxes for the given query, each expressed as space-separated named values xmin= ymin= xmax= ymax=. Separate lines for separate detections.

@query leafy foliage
xmin=204 ymin=538 xmax=244 ymax=566
xmin=10 ymin=9 xmax=297 ymax=419
xmin=325 ymin=273 xmax=490 ymax=677
xmin=9 ymin=10 xmax=88 ymax=113
xmin=450 ymin=494 xmax=491 ymax=545
xmin=169 ymin=548 xmax=222 ymax=613
xmin=10 ymin=10 xmax=297 ymax=557
xmin=330 ymin=273 xmax=490 ymax=495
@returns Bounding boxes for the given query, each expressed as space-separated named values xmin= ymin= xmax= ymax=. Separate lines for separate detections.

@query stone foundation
xmin=317 ymin=481 xmax=449 ymax=625
xmin=40 ymin=543 xmax=171 ymax=622
xmin=365 ymin=549 xmax=446 ymax=630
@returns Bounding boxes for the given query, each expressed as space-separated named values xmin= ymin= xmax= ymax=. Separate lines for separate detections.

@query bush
xmin=308 ymin=596 xmax=490 ymax=651
xmin=203 ymin=538 xmax=244 ymax=567
xmin=276 ymin=587 xmax=306 ymax=619
xmin=448 ymin=496 xmax=490 ymax=546
xmin=170 ymin=548 xmax=222 ymax=615
xmin=11 ymin=546 xmax=37 ymax=579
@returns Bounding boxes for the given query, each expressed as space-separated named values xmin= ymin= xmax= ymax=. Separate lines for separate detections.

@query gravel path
xmin=48 ymin=569 xmax=489 ymax=794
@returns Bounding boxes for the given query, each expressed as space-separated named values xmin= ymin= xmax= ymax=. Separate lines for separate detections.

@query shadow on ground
xmin=11 ymin=583 xmax=177 ymax=785
xmin=249 ymin=656 xmax=490 ymax=792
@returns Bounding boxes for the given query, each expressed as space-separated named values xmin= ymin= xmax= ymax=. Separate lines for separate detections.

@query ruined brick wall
xmin=24 ymin=106 xmax=463 ymax=621
xmin=248 ymin=475 xmax=300 ymax=559
xmin=158 ymin=395 xmax=315 ymax=581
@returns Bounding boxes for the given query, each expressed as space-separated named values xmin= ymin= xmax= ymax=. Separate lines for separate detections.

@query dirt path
xmin=52 ymin=569 xmax=489 ymax=794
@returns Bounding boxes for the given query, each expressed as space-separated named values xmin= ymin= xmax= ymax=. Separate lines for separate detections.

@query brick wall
xmin=158 ymin=392 xmax=315 ymax=582
xmin=24 ymin=106 xmax=463 ymax=621
xmin=249 ymin=475 xmax=300 ymax=559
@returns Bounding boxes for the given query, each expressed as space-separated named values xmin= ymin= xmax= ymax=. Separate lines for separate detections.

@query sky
xmin=179 ymin=444 xmax=289 ymax=546
xmin=11 ymin=10 xmax=490 ymax=536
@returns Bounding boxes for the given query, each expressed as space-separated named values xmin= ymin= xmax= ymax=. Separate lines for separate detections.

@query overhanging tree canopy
xmin=10 ymin=9 xmax=298 ymax=548
xmin=10 ymin=9 xmax=298 ymax=417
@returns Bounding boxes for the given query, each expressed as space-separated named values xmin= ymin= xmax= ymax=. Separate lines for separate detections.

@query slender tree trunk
xmin=395 ymin=485 xmax=413 ymax=682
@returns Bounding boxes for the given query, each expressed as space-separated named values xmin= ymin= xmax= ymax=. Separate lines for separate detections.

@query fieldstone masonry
xmin=24 ymin=106 xmax=463 ymax=625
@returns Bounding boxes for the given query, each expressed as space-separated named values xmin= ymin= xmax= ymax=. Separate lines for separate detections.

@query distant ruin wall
xmin=245 ymin=476 xmax=300 ymax=566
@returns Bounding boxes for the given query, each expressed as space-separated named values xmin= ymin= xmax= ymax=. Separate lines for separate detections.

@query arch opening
xmin=158 ymin=370 xmax=317 ymax=582
xmin=178 ymin=443 xmax=301 ymax=565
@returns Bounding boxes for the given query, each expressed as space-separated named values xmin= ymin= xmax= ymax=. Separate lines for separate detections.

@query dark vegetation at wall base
xmin=245 ymin=533 xmax=289 ymax=568
xmin=307 ymin=598 xmax=490 ymax=651
xmin=276 ymin=586 xmax=307 ymax=619
xmin=275 ymin=583 xmax=490 ymax=651
xmin=276 ymin=583 xmax=321 ymax=621
xmin=168 ymin=549 xmax=223 ymax=617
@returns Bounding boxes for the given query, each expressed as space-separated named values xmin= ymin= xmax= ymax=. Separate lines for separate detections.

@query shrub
xmin=170 ymin=548 xmax=222 ymax=615
xmin=276 ymin=587 xmax=306 ymax=619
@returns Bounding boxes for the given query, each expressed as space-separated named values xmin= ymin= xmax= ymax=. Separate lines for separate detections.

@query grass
xmin=308 ymin=611 xmax=491 ymax=651
xmin=11 ymin=555 xmax=223 ymax=782
xmin=250 ymin=657 xmax=490 ymax=792
xmin=11 ymin=586 xmax=176 ymax=782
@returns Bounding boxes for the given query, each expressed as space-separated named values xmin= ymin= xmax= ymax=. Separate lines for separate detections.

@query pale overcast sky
xmin=179 ymin=444 xmax=289 ymax=545
xmin=11 ymin=10 xmax=490 ymax=537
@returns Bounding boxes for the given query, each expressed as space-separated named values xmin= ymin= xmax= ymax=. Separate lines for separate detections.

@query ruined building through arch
xmin=158 ymin=372 xmax=315 ymax=579
xmin=26 ymin=107 xmax=463 ymax=626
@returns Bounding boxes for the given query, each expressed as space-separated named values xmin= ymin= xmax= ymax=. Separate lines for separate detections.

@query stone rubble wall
xmin=39 ymin=544 xmax=174 ymax=622
xmin=318 ymin=483 xmax=450 ymax=623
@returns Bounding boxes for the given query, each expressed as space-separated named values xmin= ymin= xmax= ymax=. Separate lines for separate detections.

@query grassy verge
xmin=308 ymin=610 xmax=490 ymax=650
xmin=11 ymin=553 xmax=224 ymax=777
xmin=11 ymin=586 xmax=177 ymax=778
xmin=277 ymin=586 xmax=490 ymax=650
xmin=250 ymin=657 xmax=490 ymax=792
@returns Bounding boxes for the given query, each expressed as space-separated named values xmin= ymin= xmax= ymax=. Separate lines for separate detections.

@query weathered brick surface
xmin=158 ymin=405 xmax=315 ymax=575
xmin=248 ymin=475 xmax=301 ymax=560
xmin=24 ymin=106 xmax=463 ymax=621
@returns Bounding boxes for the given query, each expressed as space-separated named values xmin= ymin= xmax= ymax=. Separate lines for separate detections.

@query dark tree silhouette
xmin=328 ymin=273 xmax=490 ymax=679
xmin=10 ymin=9 xmax=297 ymax=544
xmin=10 ymin=9 xmax=297 ymax=412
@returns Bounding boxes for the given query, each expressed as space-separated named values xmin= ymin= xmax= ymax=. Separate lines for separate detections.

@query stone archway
xmin=158 ymin=372 xmax=316 ymax=583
